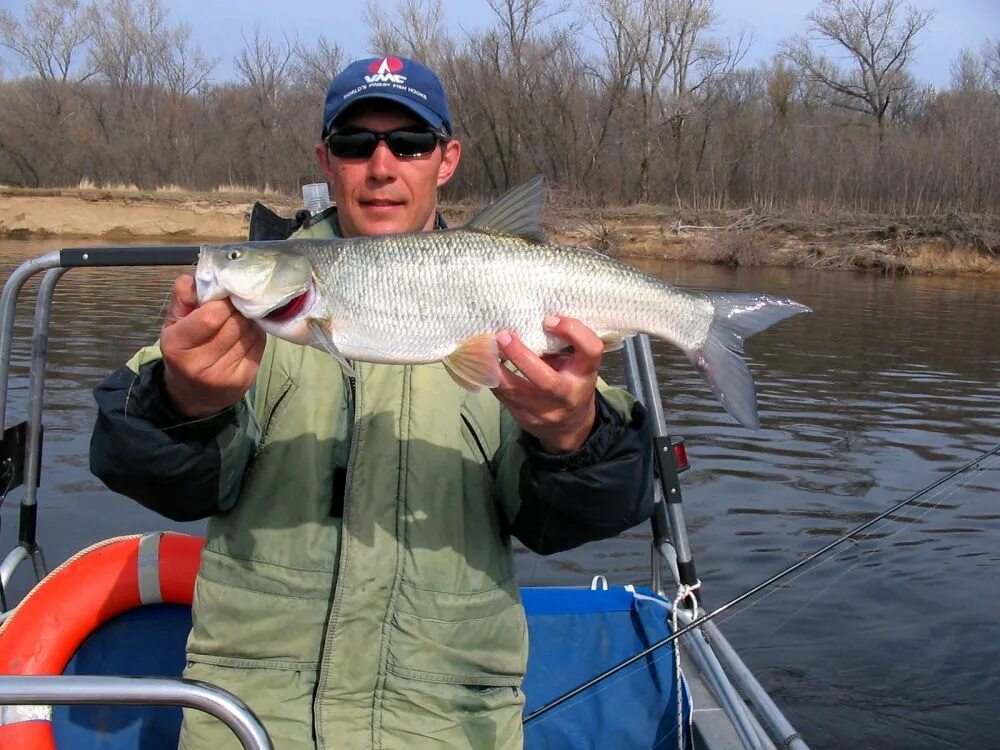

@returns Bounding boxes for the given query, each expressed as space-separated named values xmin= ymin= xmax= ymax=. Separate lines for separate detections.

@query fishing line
xmin=729 ymin=446 xmax=1000 ymax=648
xmin=522 ymin=443 xmax=1000 ymax=725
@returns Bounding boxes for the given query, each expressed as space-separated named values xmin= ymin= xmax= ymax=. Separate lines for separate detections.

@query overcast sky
xmin=2 ymin=0 xmax=998 ymax=88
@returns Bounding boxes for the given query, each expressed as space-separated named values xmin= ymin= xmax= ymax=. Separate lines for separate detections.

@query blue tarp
xmin=52 ymin=587 xmax=691 ymax=748
xmin=55 ymin=604 xmax=191 ymax=750
xmin=522 ymin=586 xmax=691 ymax=749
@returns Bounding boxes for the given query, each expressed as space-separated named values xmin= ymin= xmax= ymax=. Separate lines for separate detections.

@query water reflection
xmin=0 ymin=238 xmax=998 ymax=749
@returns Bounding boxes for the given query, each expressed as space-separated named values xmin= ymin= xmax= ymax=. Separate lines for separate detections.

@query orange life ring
xmin=0 ymin=531 xmax=203 ymax=749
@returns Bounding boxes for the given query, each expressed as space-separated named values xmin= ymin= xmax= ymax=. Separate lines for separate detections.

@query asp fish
xmin=195 ymin=176 xmax=809 ymax=428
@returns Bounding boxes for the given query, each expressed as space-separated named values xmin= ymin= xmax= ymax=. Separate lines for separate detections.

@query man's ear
xmin=437 ymin=139 xmax=461 ymax=188
xmin=316 ymin=142 xmax=336 ymax=180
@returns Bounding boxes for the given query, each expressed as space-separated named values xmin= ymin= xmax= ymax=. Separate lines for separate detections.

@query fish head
xmin=196 ymin=242 xmax=318 ymax=342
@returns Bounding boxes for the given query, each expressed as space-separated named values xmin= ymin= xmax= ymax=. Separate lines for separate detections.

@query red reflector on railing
xmin=672 ymin=437 xmax=689 ymax=472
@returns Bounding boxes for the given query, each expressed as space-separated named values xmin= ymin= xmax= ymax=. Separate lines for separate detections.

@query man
xmin=91 ymin=56 xmax=653 ymax=749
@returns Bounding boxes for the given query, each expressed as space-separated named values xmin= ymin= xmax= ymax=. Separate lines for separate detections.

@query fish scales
xmin=303 ymin=231 xmax=711 ymax=363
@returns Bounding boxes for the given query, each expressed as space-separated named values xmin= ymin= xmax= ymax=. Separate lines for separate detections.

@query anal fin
xmin=600 ymin=332 xmax=629 ymax=352
xmin=443 ymin=333 xmax=501 ymax=391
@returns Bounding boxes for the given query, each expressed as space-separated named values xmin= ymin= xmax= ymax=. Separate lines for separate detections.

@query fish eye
xmin=227 ymin=249 xmax=242 ymax=261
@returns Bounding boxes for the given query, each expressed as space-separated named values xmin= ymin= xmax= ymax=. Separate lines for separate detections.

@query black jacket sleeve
xmin=508 ymin=393 xmax=655 ymax=555
xmin=89 ymin=360 xmax=250 ymax=522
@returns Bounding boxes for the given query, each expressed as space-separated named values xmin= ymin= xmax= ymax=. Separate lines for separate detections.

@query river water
xmin=0 ymin=238 xmax=997 ymax=749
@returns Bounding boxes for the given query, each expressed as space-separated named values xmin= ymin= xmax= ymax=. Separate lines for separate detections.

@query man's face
xmin=316 ymin=106 xmax=461 ymax=238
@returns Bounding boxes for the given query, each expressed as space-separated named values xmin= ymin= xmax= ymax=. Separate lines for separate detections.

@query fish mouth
xmin=264 ymin=287 xmax=311 ymax=322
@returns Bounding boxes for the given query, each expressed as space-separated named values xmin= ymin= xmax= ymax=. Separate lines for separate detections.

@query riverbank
xmin=1 ymin=186 xmax=995 ymax=275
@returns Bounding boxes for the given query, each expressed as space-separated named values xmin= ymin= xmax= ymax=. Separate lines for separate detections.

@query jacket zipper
xmin=313 ymin=364 xmax=361 ymax=748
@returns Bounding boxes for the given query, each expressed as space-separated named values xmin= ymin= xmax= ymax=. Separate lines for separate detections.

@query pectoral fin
xmin=442 ymin=334 xmax=501 ymax=391
xmin=307 ymin=319 xmax=358 ymax=379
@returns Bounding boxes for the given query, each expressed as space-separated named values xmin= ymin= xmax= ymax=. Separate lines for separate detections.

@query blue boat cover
xmin=521 ymin=586 xmax=691 ymax=749
xmin=52 ymin=587 xmax=691 ymax=749
xmin=55 ymin=604 xmax=191 ymax=749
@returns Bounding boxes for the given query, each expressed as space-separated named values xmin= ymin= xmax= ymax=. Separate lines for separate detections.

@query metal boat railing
xmin=623 ymin=334 xmax=810 ymax=750
xmin=0 ymin=675 xmax=272 ymax=750
xmin=0 ymin=245 xmax=809 ymax=750
xmin=0 ymin=246 xmax=199 ymax=597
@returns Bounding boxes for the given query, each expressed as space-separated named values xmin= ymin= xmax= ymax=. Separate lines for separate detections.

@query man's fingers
xmin=496 ymin=330 xmax=560 ymax=393
xmin=492 ymin=362 xmax=526 ymax=399
xmin=163 ymin=275 xmax=198 ymax=328
xmin=166 ymin=299 xmax=244 ymax=351
xmin=543 ymin=316 xmax=604 ymax=376
xmin=215 ymin=323 xmax=266 ymax=378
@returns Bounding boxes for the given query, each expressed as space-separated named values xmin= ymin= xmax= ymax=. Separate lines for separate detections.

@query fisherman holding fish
xmin=90 ymin=57 xmax=662 ymax=749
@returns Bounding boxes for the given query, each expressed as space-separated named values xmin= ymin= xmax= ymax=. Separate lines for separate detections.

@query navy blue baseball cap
xmin=322 ymin=56 xmax=452 ymax=138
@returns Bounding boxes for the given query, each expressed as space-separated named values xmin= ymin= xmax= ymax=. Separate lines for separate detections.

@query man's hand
xmin=160 ymin=275 xmax=266 ymax=419
xmin=492 ymin=316 xmax=602 ymax=454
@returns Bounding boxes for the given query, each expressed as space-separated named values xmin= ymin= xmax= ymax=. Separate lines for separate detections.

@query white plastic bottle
xmin=301 ymin=182 xmax=332 ymax=215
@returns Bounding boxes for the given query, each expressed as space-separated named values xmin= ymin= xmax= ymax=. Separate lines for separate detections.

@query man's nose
xmin=367 ymin=140 xmax=396 ymax=179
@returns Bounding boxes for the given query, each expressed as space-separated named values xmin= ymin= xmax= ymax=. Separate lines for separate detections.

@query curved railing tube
xmin=0 ymin=253 xmax=61 ymax=433
xmin=0 ymin=675 xmax=273 ymax=750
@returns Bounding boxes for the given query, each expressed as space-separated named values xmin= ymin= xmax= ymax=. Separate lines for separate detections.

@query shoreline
xmin=1 ymin=187 xmax=996 ymax=275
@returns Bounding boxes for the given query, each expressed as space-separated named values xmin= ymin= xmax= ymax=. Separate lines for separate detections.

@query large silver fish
xmin=195 ymin=176 xmax=809 ymax=428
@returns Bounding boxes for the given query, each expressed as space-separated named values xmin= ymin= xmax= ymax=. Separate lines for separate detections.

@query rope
xmin=0 ymin=533 xmax=143 ymax=637
xmin=672 ymin=579 xmax=701 ymax=750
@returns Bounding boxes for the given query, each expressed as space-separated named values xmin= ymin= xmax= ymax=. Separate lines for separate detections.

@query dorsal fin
xmin=463 ymin=175 xmax=548 ymax=244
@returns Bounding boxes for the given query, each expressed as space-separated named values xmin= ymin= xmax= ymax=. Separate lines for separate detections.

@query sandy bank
xmin=1 ymin=188 xmax=996 ymax=275
xmin=0 ymin=189 xmax=298 ymax=242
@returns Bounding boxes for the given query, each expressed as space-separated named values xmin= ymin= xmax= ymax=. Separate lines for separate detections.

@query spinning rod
xmin=523 ymin=443 xmax=1000 ymax=724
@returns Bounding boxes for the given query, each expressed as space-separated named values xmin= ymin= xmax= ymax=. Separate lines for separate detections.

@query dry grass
xmin=76 ymin=178 xmax=141 ymax=192
xmin=908 ymin=241 xmax=996 ymax=274
xmin=70 ymin=178 xmax=285 ymax=197
xmin=211 ymin=182 xmax=281 ymax=196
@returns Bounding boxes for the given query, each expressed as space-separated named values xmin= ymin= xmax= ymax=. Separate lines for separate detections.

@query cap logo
xmin=365 ymin=57 xmax=407 ymax=85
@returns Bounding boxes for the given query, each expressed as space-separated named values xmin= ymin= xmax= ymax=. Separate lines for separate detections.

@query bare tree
xmin=595 ymin=0 xmax=678 ymax=202
xmin=951 ymin=48 xmax=987 ymax=93
xmin=587 ymin=0 xmax=639 ymax=199
xmin=88 ymin=0 xmax=167 ymax=90
xmin=364 ymin=0 xmax=450 ymax=67
xmin=782 ymin=0 xmax=934 ymax=149
xmin=0 ymin=0 xmax=94 ymax=124
xmin=81 ymin=0 xmax=214 ymax=186
xmin=0 ymin=0 xmax=94 ymax=84
xmin=290 ymin=35 xmax=344 ymax=93
xmin=282 ymin=36 xmax=346 ymax=182
xmin=662 ymin=1 xmax=747 ymax=205
xmin=0 ymin=0 xmax=98 ymax=185
xmin=591 ymin=0 xmax=738 ymax=203
xmin=235 ymin=27 xmax=296 ymax=110
xmin=159 ymin=23 xmax=214 ymax=98
xmin=983 ymin=37 xmax=1000 ymax=97
xmin=0 ymin=0 xmax=997 ymax=214
xmin=233 ymin=27 xmax=299 ymax=186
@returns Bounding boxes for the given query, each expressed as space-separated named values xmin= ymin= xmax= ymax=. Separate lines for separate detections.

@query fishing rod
xmin=523 ymin=443 xmax=1000 ymax=724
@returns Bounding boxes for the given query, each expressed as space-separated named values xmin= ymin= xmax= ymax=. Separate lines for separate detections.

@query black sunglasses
xmin=326 ymin=127 xmax=443 ymax=159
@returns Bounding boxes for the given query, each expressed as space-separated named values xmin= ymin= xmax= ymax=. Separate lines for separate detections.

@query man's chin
xmin=355 ymin=207 xmax=420 ymax=236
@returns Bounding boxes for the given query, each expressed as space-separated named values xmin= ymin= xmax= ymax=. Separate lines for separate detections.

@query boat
xmin=0 ymin=240 xmax=810 ymax=749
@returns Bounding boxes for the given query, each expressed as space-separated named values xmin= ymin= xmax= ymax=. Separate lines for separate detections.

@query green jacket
xmin=93 ymin=213 xmax=654 ymax=749
xmin=177 ymin=349 xmax=532 ymax=749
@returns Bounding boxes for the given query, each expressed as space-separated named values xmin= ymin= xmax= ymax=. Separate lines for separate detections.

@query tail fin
xmin=687 ymin=293 xmax=810 ymax=429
